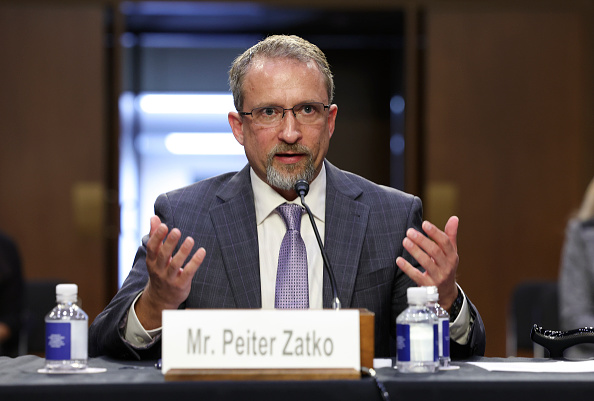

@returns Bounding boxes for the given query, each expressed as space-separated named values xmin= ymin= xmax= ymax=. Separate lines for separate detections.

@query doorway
xmin=117 ymin=2 xmax=405 ymax=285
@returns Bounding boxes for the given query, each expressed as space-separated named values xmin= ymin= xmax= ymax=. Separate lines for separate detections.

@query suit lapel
xmin=207 ymin=162 xmax=370 ymax=310
xmin=210 ymin=166 xmax=262 ymax=308
xmin=323 ymin=161 xmax=370 ymax=308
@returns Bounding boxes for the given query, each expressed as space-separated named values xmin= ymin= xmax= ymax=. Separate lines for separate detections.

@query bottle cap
xmin=407 ymin=286 xmax=428 ymax=304
xmin=56 ymin=283 xmax=78 ymax=302
xmin=426 ymin=286 xmax=439 ymax=302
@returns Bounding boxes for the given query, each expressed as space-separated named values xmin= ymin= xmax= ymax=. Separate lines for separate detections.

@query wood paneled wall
xmin=0 ymin=3 xmax=108 ymax=322
xmin=423 ymin=3 xmax=594 ymax=356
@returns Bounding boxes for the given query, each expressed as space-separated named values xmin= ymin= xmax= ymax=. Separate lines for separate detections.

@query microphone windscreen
xmin=294 ymin=180 xmax=309 ymax=197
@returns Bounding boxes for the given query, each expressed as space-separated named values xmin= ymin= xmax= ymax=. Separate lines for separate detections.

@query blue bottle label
xmin=433 ymin=323 xmax=439 ymax=361
xmin=46 ymin=322 xmax=71 ymax=360
xmin=397 ymin=322 xmax=437 ymax=363
xmin=396 ymin=323 xmax=411 ymax=361
xmin=442 ymin=319 xmax=450 ymax=358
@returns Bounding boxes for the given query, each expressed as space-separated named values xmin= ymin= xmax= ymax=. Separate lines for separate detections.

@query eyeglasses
xmin=239 ymin=102 xmax=330 ymax=127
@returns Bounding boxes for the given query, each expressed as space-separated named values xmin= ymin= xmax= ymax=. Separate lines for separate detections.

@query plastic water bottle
xmin=396 ymin=287 xmax=438 ymax=373
xmin=426 ymin=286 xmax=451 ymax=368
xmin=45 ymin=284 xmax=88 ymax=370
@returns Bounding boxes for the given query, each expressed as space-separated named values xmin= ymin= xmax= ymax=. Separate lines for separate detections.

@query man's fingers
xmin=149 ymin=216 xmax=162 ymax=236
xmin=403 ymin=236 xmax=436 ymax=270
xmin=404 ymin=228 xmax=444 ymax=269
xmin=146 ymin=223 xmax=168 ymax=260
xmin=399 ymin=218 xmax=460 ymax=307
xmin=182 ymin=247 xmax=206 ymax=280
xmin=396 ymin=256 xmax=429 ymax=286
xmin=423 ymin=221 xmax=457 ymax=253
xmin=156 ymin=228 xmax=181 ymax=268
xmin=168 ymin=236 xmax=195 ymax=273
xmin=444 ymin=216 xmax=459 ymax=251
xmin=402 ymin=220 xmax=458 ymax=281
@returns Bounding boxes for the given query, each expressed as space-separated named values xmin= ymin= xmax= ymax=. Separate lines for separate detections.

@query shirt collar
xmin=251 ymin=163 xmax=327 ymax=225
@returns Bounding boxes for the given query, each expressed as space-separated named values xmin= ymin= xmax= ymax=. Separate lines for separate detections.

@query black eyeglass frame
xmin=238 ymin=102 xmax=330 ymax=124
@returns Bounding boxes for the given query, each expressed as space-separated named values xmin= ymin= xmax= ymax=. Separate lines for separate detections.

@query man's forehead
xmin=241 ymin=56 xmax=327 ymax=107
xmin=248 ymin=56 xmax=319 ymax=75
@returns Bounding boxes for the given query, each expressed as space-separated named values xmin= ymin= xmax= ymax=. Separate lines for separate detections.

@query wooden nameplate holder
xmin=164 ymin=309 xmax=374 ymax=381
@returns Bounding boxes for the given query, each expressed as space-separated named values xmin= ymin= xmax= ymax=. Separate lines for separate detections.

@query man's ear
xmin=228 ymin=111 xmax=245 ymax=145
xmin=327 ymin=104 xmax=338 ymax=139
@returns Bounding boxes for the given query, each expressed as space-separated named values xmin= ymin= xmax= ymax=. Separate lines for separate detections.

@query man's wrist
xmin=449 ymin=289 xmax=464 ymax=322
xmin=135 ymin=290 xmax=166 ymax=330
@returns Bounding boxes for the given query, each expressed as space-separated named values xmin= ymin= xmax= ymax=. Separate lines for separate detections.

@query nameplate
xmin=161 ymin=309 xmax=361 ymax=375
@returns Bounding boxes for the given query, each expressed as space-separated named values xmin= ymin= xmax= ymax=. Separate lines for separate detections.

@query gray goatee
xmin=265 ymin=144 xmax=315 ymax=191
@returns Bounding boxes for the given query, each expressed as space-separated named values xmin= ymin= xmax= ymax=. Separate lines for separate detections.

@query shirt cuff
xmin=449 ymin=285 xmax=472 ymax=345
xmin=124 ymin=291 xmax=162 ymax=347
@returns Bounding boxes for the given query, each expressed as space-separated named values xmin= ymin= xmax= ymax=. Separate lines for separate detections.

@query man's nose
xmin=277 ymin=111 xmax=302 ymax=143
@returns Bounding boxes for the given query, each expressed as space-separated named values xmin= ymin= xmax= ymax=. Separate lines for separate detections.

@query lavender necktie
xmin=275 ymin=203 xmax=309 ymax=309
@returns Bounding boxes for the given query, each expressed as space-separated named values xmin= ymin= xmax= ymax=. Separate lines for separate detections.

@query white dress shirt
xmin=252 ymin=164 xmax=326 ymax=309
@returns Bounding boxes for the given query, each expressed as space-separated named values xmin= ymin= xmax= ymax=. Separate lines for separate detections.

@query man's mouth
xmin=275 ymin=153 xmax=305 ymax=164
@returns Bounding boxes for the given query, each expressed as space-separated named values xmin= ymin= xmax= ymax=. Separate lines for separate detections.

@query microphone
xmin=294 ymin=179 xmax=341 ymax=310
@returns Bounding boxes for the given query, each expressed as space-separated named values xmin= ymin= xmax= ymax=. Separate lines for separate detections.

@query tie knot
xmin=277 ymin=203 xmax=303 ymax=232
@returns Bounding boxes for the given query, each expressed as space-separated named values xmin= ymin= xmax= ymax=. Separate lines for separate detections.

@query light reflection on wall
xmin=119 ymin=92 xmax=248 ymax=287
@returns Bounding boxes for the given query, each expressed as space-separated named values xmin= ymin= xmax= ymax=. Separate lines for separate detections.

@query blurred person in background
xmin=0 ymin=231 xmax=24 ymax=357
xmin=559 ymin=177 xmax=594 ymax=358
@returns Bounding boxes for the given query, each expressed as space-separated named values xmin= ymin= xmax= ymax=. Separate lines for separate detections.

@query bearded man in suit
xmin=89 ymin=35 xmax=486 ymax=360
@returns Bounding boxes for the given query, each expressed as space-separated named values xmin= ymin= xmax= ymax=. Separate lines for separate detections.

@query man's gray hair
xmin=228 ymin=35 xmax=334 ymax=111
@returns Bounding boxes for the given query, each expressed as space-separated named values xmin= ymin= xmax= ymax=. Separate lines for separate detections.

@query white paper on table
xmin=469 ymin=360 xmax=594 ymax=373
xmin=37 ymin=367 xmax=107 ymax=374
xmin=373 ymin=358 xmax=394 ymax=369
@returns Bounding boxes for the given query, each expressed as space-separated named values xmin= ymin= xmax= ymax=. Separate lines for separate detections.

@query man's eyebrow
xmin=251 ymin=100 xmax=323 ymax=109
xmin=247 ymin=102 xmax=281 ymax=109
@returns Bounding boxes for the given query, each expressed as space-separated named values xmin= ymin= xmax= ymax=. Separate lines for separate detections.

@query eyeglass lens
xmin=250 ymin=103 xmax=327 ymax=126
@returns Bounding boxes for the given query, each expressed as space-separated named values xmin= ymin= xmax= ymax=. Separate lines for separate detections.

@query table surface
xmin=1 ymin=356 xmax=594 ymax=401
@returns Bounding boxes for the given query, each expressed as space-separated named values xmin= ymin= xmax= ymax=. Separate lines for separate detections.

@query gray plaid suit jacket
xmin=89 ymin=160 xmax=486 ymax=360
